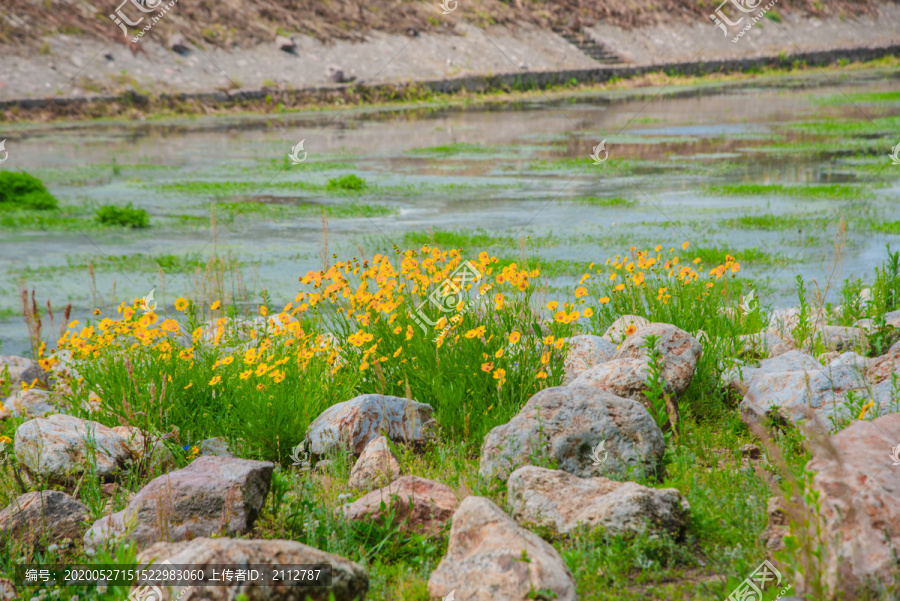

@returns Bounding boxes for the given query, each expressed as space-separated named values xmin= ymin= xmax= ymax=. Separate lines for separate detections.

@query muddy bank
xmin=1 ymin=2 xmax=899 ymax=122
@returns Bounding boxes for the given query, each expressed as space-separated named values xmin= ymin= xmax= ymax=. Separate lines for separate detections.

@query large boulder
xmin=83 ymin=456 xmax=273 ymax=552
xmin=612 ymin=323 xmax=702 ymax=395
xmin=507 ymin=466 xmax=689 ymax=537
xmin=347 ymin=435 xmax=402 ymax=490
xmin=736 ymin=329 xmax=794 ymax=359
xmin=563 ymin=335 xmax=617 ymax=384
xmin=0 ymin=490 xmax=90 ymax=545
xmin=819 ymin=325 xmax=865 ymax=352
xmin=136 ymin=537 xmax=368 ymax=601
xmin=805 ymin=413 xmax=900 ymax=599
xmin=739 ymin=362 xmax=865 ymax=426
xmin=306 ymin=394 xmax=436 ymax=456
xmin=5 ymin=388 xmax=58 ymax=419
xmin=0 ymin=355 xmax=42 ymax=389
xmin=722 ymin=350 xmax=822 ymax=395
xmin=14 ymin=414 xmax=133 ymax=483
xmin=602 ymin=315 xmax=650 ymax=344
xmin=427 ymin=496 xmax=576 ymax=601
xmin=866 ymin=339 xmax=900 ymax=385
xmin=572 ymin=323 xmax=700 ymax=423
xmin=339 ymin=475 xmax=457 ymax=537
xmin=479 ymin=386 xmax=665 ymax=481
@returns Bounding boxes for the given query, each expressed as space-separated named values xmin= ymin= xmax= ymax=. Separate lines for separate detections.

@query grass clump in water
xmin=0 ymin=171 xmax=58 ymax=210
xmin=326 ymin=174 xmax=367 ymax=192
xmin=96 ymin=203 xmax=150 ymax=228
xmin=707 ymin=183 xmax=870 ymax=200
xmin=575 ymin=196 xmax=637 ymax=207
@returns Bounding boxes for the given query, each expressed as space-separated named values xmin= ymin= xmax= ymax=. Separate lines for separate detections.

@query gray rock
xmin=198 ymin=436 xmax=234 ymax=457
xmin=0 ymin=490 xmax=89 ymax=545
xmin=507 ymin=466 xmax=689 ymax=537
xmin=136 ymin=537 xmax=368 ymax=601
xmin=739 ymin=363 xmax=865 ymax=426
xmin=6 ymin=388 xmax=58 ymax=419
xmin=479 ymin=386 xmax=665 ymax=481
xmin=83 ymin=456 xmax=273 ymax=552
xmin=347 ymin=435 xmax=401 ymax=490
xmin=168 ymin=33 xmax=187 ymax=53
xmin=0 ymin=355 xmax=42 ymax=389
xmin=306 ymin=394 xmax=436 ymax=456
xmin=736 ymin=329 xmax=793 ymax=358
xmin=563 ymin=334 xmax=617 ymax=384
xmin=275 ymin=35 xmax=296 ymax=52
xmin=326 ymin=64 xmax=349 ymax=83
xmin=14 ymin=414 xmax=133 ymax=483
xmin=602 ymin=314 xmax=650 ymax=344
xmin=819 ymin=325 xmax=864 ymax=352
xmin=427 ymin=496 xmax=576 ymax=601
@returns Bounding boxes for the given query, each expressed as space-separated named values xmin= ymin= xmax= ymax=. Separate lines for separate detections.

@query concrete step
xmin=557 ymin=31 xmax=623 ymax=65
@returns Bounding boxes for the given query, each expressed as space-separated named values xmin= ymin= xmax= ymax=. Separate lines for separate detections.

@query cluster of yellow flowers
xmin=545 ymin=242 xmax=741 ymax=319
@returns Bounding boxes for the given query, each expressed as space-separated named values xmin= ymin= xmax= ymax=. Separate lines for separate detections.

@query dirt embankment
xmin=0 ymin=0 xmax=887 ymax=51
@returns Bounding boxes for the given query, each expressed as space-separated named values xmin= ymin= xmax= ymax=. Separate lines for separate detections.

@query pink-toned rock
xmin=866 ymin=339 xmax=900 ymax=385
xmin=0 ymin=490 xmax=90 ymax=545
xmin=427 ymin=496 xmax=576 ymax=601
xmin=136 ymin=537 xmax=368 ymax=601
xmin=347 ymin=436 xmax=402 ymax=490
xmin=339 ymin=475 xmax=457 ymax=537
xmin=763 ymin=496 xmax=790 ymax=555
xmin=563 ymin=334 xmax=617 ymax=384
xmin=602 ymin=314 xmax=650 ymax=344
xmin=306 ymin=394 xmax=436 ymax=456
xmin=83 ymin=456 xmax=273 ymax=552
xmin=507 ymin=466 xmax=689 ymax=537
xmin=110 ymin=425 xmax=175 ymax=472
xmin=572 ymin=323 xmax=700 ymax=422
xmin=806 ymin=413 xmax=900 ymax=598
xmin=614 ymin=323 xmax=702 ymax=391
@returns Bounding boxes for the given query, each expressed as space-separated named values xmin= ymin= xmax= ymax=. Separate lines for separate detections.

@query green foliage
xmin=0 ymin=171 xmax=59 ymax=210
xmin=95 ymin=203 xmax=150 ymax=228
xmin=326 ymin=174 xmax=367 ymax=191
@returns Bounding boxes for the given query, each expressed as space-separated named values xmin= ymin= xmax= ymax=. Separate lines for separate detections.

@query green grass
xmin=326 ymin=174 xmax=367 ymax=192
xmin=405 ymin=142 xmax=499 ymax=155
xmin=723 ymin=213 xmax=822 ymax=231
xmin=864 ymin=219 xmax=900 ymax=234
xmin=706 ymin=183 xmax=872 ymax=200
xmin=96 ymin=203 xmax=150 ymax=228
xmin=813 ymin=90 xmax=900 ymax=105
xmin=213 ymin=199 xmax=396 ymax=220
xmin=12 ymin=253 xmax=211 ymax=277
xmin=691 ymin=246 xmax=788 ymax=266
xmin=574 ymin=196 xmax=637 ymax=207
xmin=0 ymin=171 xmax=58 ymax=210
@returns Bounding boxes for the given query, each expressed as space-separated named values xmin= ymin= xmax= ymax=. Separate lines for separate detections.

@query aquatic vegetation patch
xmin=95 ymin=203 xmax=150 ymax=228
xmin=574 ymin=196 xmax=637 ymax=207
xmin=0 ymin=171 xmax=58 ymax=210
xmin=724 ymin=213 xmax=824 ymax=231
xmin=707 ymin=183 xmax=872 ymax=200
xmin=213 ymin=198 xmax=396 ymax=220
xmin=405 ymin=142 xmax=500 ymax=156
xmin=326 ymin=174 xmax=367 ymax=192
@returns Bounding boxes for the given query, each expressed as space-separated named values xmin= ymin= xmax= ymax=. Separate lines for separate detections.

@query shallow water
xmin=2 ymin=68 xmax=899 ymax=355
